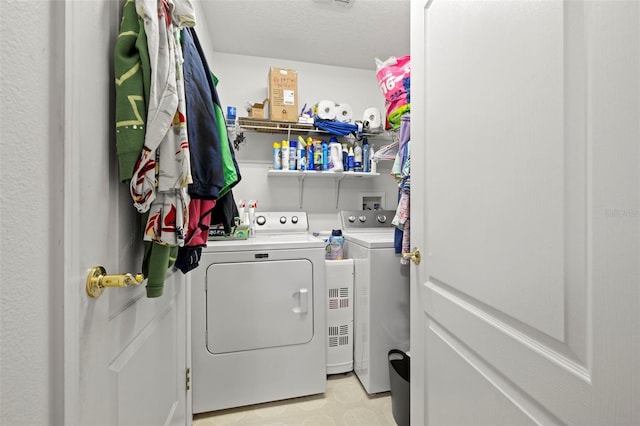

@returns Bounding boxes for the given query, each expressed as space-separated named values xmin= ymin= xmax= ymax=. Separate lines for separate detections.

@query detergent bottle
xmin=325 ymin=229 xmax=345 ymax=260
xmin=328 ymin=140 xmax=344 ymax=171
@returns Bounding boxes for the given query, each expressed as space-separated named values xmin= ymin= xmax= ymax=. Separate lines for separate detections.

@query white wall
xmin=187 ymin=46 xmax=401 ymax=229
xmin=0 ymin=1 xmax=65 ymax=425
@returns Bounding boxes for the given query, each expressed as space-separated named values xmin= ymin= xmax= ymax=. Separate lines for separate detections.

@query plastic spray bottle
xmin=347 ymin=145 xmax=355 ymax=171
xmin=362 ymin=137 xmax=370 ymax=172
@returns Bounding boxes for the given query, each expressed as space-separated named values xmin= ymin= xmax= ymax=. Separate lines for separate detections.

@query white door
xmin=410 ymin=1 xmax=639 ymax=424
xmin=62 ymin=1 xmax=188 ymax=425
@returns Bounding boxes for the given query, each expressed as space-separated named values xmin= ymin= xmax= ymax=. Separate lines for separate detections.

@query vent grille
xmin=328 ymin=287 xmax=350 ymax=310
xmin=328 ymin=335 xmax=350 ymax=347
xmin=328 ymin=323 xmax=351 ymax=347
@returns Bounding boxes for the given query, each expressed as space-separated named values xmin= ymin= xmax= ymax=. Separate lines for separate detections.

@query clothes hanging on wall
xmin=129 ymin=0 xmax=194 ymax=248
xmin=392 ymin=114 xmax=411 ymax=264
xmin=114 ymin=0 xmax=241 ymax=297
xmin=183 ymin=27 xmax=242 ymax=199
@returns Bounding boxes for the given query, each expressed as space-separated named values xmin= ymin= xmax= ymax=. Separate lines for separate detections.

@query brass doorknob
xmin=401 ymin=247 xmax=421 ymax=265
xmin=86 ymin=266 xmax=144 ymax=298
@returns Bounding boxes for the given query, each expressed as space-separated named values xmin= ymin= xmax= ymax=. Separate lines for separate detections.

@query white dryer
xmin=341 ymin=210 xmax=410 ymax=394
xmin=191 ymin=212 xmax=326 ymax=414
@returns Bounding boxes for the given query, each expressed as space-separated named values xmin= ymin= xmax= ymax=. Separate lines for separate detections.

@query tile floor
xmin=192 ymin=372 xmax=397 ymax=426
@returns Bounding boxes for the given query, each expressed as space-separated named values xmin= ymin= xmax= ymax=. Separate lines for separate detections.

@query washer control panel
xmin=341 ymin=210 xmax=395 ymax=230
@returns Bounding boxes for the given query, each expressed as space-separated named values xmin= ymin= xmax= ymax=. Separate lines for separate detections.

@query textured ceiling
xmin=197 ymin=0 xmax=410 ymax=70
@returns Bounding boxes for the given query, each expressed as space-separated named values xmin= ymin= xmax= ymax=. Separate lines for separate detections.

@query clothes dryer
xmin=191 ymin=212 xmax=326 ymax=413
xmin=341 ymin=210 xmax=410 ymax=394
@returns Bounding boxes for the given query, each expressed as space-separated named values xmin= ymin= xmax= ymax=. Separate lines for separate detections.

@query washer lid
xmin=344 ymin=231 xmax=395 ymax=248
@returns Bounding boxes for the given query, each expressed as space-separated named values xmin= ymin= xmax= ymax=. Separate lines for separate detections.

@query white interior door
xmin=63 ymin=1 xmax=188 ymax=425
xmin=410 ymin=0 xmax=639 ymax=424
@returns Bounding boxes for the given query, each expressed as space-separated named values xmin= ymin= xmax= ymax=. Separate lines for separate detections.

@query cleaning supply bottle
xmin=308 ymin=142 xmax=315 ymax=171
xmin=347 ymin=145 xmax=355 ymax=171
xmin=281 ymin=140 xmax=289 ymax=171
xmin=321 ymin=140 xmax=329 ymax=171
xmin=328 ymin=141 xmax=343 ymax=171
xmin=362 ymin=137 xmax=370 ymax=172
xmin=370 ymin=145 xmax=377 ymax=173
xmin=342 ymin=143 xmax=348 ymax=171
xmin=248 ymin=200 xmax=258 ymax=237
xmin=314 ymin=141 xmax=323 ymax=171
xmin=289 ymin=140 xmax=297 ymax=170
xmin=273 ymin=142 xmax=281 ymax=170
xmin=354 ymin=141 xmax=363 ymax=172
xmin=297 ymin=136 xmax=307 ymax=171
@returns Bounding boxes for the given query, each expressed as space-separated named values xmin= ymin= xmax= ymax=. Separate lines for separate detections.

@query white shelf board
xmin=267 ymin=170 xmax=380 ymax=178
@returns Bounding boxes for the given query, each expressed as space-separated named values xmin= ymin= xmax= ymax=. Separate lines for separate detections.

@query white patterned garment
xmin=131 ymin=0 xmax=195 ymax=246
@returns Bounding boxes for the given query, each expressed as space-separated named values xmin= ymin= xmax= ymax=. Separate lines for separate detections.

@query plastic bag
xmin=375 ymin=55 xmax=411 ymax=130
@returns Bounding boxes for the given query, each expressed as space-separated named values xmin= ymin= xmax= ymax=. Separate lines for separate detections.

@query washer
xmin=341 ymin=210 xmax=410 ymax=394
xmin=191 ymin=212 xmax=326 ymax=414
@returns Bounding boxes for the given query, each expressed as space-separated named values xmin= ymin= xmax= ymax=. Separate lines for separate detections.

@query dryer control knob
xmin=291 ymin=216 xmax=299 ymax=224
xmin=256 ymin=215 xmax=266 ymax=226
xmin=376 ymin=214 xmax=387 ymax=223
xmin=358 ymin=215 xmax=367 ymax=223
xmin=279 ymin=216 xmax=287 ymax=224
xmin=348 ymin=215 xmax=356 ymax=223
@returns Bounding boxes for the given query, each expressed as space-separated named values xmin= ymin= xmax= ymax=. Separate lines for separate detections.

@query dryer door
xmin=206 ymin=259 xmax=314 ymax=354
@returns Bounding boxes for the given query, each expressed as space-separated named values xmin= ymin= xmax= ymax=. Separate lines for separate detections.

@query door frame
xmin=62 ymin=0 xmax=83 ymax=422
xmin=409 ymin=1 xmax=429 ymax=426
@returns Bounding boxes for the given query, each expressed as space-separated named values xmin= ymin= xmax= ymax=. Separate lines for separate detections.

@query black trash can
xmin=388 ymin=349 xmax=410 ymax=426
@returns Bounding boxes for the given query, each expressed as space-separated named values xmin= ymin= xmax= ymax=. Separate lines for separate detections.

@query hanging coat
xmin=131 ymin=0 xmax=196 ymax=246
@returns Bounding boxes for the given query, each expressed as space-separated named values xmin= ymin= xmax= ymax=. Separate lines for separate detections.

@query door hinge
xmin=185 ymin=368 xmax=191 ymax=391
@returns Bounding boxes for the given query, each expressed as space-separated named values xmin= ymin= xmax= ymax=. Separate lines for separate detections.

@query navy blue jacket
xmin=182 ymin=27 xmax=225 ymax=199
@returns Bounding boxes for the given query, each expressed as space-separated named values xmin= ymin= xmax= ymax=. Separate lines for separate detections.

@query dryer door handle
xmin=297 ymin=288 xmax=309 ymax=314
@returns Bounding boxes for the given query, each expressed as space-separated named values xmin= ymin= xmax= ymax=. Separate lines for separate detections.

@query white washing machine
xmin=341 ymin=210 xmax=410 ymax=394
xmin=191 ymin=212 xmax=327 ymax=414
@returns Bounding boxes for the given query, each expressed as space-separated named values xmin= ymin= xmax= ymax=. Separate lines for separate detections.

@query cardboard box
xmin=268 ymin=67 xmax=298 ymax=122
xmin=248 ymin=99 xmax=268 ymax=119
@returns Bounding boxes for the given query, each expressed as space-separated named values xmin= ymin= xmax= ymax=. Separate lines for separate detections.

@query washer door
xmin=206 ymin=259 xmax=314 ymax=354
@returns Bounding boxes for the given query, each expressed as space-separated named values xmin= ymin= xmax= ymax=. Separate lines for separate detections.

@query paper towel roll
xmin=335 ymin=103 xmax=353 ymax=123
xmin=315 ymin=100 xmax=336 ymax=120
xmin=362 ymin=107 xmax=382 ymax=130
